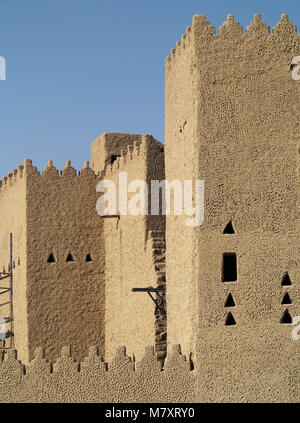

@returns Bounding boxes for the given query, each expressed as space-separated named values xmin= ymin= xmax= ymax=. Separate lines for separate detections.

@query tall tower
xmin=0 ymin=159 xmax=105 ymax=364
xmin=92 ymin=133 xmax=166 ymax=362
xmin=165 ymin=14 xmax=300 ymax=401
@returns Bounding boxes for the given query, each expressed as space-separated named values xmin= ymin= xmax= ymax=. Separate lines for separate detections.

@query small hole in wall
xmin=18 ymin=258 xmax=20 ymax=266
xmin=189 ymin=353 xmax=194 ymax=370
xmin=222 ymin=253 xmax=237 ymax=282
xmin=280 ymin=309 xmax=292 ymax=324
xmin=86 ymin=254 xmax=92 ymax=262
xmin=225 ymin=293 xmax=235 ymax=308
xmin=47 ymin=253 xmax=56 ymax=263
xmin=12 ymin=262 xmax=15 ymax=269
xmin=281 ymin=292 xmax=292 ymax=305
xmin=66 ymin=253 xmax=74 ymax=262
xmin=179 ymin=121 xmax=187 ymax=134
xmin=225 ymin=312 xmax=236 ymax=326
xmin=281 ymin=272 xmax=292 ymax=286
xmin=223 ymin=221 xmax=235 ymax=234
xmin=110 ymin=155 xmax=120 ymax=165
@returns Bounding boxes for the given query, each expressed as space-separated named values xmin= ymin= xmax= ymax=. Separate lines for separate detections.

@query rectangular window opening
xmin=222 ymin=253 xmax=237 ymax=282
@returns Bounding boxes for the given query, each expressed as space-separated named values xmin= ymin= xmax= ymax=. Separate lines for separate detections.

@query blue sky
xmin=0 ymin=0 xmax=299 ymax=176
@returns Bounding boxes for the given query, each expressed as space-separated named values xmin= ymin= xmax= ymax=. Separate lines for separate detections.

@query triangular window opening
xmin=281 ymin=292 xmax=292 ymax=305
xmin=47 ymin=253 xmax=56 ymax=263
xmin=281 ymin=272 xmax=292 ymax=286
xmin=280 ymin=309 xmax=292 ymax=324
xmin=86 ymin=254 xmax=92 ymax=262
xmin=225 ymin=293 xmax=236 ymax=308
xmin=225 ymin=312 xmax=236 ymax=326
xmin=66 ymin=253 xmax=74 ymax=262
xmin=223 ymin=221 xmax=235 ymax=234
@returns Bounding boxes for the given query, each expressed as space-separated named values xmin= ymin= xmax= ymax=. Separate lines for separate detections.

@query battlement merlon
xmin=165 ymin=14 xmax=300 ymax=68
xmin=0 ymin=159 xmax=98 ymax=194
xmin=91 ymin=132 xmax=164 ymax=177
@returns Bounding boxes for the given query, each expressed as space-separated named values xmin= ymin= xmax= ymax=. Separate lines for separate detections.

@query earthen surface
xmin=0 ymin=13 xmax=299 ymax=402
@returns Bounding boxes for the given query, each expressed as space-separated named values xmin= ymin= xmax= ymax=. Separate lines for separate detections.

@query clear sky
xmin=0 ymin=0 xmax=299 ymax=176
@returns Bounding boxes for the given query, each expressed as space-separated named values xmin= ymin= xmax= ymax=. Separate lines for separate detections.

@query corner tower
xmin=165 ymin=14 xmax=300 ymax=401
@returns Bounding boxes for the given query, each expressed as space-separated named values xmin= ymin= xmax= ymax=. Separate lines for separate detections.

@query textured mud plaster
xmin=165 ymin=14 xmax=300 ymax=402
xmin=0 ymin=345 xmax=194 ymax=403
xmin=0 ymin=168 xmax=28 ymax=361
xmin=92 ymin=134 xmax=166 ymax=362
xmin=0 ymin=160 xmax=105 ymax=364
xmin=0 ymin=13 xmax=299 ymax=403
xmin=91 ymin=132 xmax=147 ymax=176
xmin=0 ymin=133 xmax=166 ymax=366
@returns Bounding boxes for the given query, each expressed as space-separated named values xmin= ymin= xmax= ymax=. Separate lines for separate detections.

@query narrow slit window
xmin=47 ymin=253 xmax=56 ymax=263
xmin=225 ymin=312 xmax=236 ymax=326
xmin=86 ymin=254 xmax=92 ymax=262
xmin=222 ymin=253 xmax=237 ymax=282
xmin=281 ymin=272 xmax=292 ymax=286
xmin=280 ymin=309 xmax=292 ymax=324
xmin=281 ymin=292 xmax=292 ymax=305
xmin=66 ymin=253 xmax=74 ymax=262
xmin=223 ymin=221 xmax=235 ymax=234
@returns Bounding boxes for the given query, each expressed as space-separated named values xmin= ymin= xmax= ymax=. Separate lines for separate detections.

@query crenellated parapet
xmin=165 ymin=24 xmax=193 ymax=67
xmin=165 ymin=14 xmax=300 ymax=70
xmin=0 ymin=343 xmax=193 ymax=375
xmin=0 ymin=165 xmax=24 ymax=192
xmin=103 ymin=135 xmax=164 ymax=177
xmin=104 ymin=140 xmax=143 ymax=176
xmin=0 ymin=344 xmax=194 ymax=403
xmin=0 ymin=159 xmax=98 ymax=195
xmin=41 ymin=158 xmax=97 ymax=178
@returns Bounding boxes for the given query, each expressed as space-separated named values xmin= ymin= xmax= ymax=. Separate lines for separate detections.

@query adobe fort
xmin=0 ymin=14 xmax=299 ymax=402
